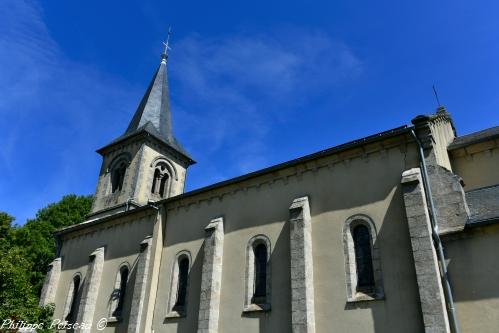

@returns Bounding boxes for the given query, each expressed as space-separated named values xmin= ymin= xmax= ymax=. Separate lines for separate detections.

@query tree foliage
xmin=0 ymin=194 xmax=93 ymax=330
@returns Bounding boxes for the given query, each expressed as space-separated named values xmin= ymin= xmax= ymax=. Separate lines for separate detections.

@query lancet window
xmin=110 ymin=264 xmax=129 ymax=319
xmin=244 ymin=235 xmax=271 ymax=311
xmin=343 ymin=215 xmax=384 ymax=302
xmin=64 ymin=274 xmax=81 ymax=323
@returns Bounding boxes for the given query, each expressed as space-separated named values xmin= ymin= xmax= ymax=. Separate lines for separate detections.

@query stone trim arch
xmin=106 ymin=153 xmax=131 ymax=194
xmin=243 ymin=234 xmax=271 ymax=312
xmin=149 ymin=157 xmax=177 ymax=199
xmin=62 ymin=272 xmax=82 ymax=322
xmin=108 ymin=262 xmax=130 ymax=322
xmin=149 ymin=156 xmax=178 ymax=181
xmin=165 ymin=250 xmax=192 ymax=318
xmin=343 ymin=214 xmax=384 ymax=302
xmin=107 ymin=152 xmax=132 ymax=173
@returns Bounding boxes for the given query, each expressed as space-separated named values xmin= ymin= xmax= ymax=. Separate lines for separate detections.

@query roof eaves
xmin=448 ymin=126 xmax=499 ymax=151
xmin=96 ymin=128 xmax=195 ymax=164
xmin=466 ymin=216 xmax=499 ymax=229
xmin=54 ymin=204 xmax=158 ymax=237
xmin=158 ymin=125 xmax=411 ymax=205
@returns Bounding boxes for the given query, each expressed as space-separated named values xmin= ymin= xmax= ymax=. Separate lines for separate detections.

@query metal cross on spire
xmin=432 ymin=84 xmax=441 ymax=107
xmin=162 ymin=27 xmax=172 ymax=57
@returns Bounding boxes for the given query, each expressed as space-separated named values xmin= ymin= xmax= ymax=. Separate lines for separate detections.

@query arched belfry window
xmin=151 ymin=161 xmax=172 ymax=198
xmin=63 ymin=274 xmax=81 ymax=323
xmin=244 ymin=235 xmax=271 ymax=312
xmin=109 ymin=264 xmax=129 ymax=321
xmin=343 ymin=215 xmax=384 ymax=302
xmin=166 ymin=251 xmax=191 ymax=318
xmin=111 ymin=161 xmax=127 ymax=193
xmin=108 ymin=153 xmax=130 ymax=194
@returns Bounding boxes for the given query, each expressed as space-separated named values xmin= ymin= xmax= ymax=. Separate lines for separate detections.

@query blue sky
xmin=1 ymin=0 xmax=498 ymax=225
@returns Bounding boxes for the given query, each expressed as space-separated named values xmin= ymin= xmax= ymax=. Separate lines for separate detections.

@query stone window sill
xmin=107 ymin=316 xmax=122 ymax=323
xmin=347 ymin=291 xmax=384 ymax=303
xmin=149 ymin=194 xmax=164 ymax=202
xmin=165 ymin=310 xmax=186 ymax=319
xmin=243 ymin=303 xmax=271 ymax=313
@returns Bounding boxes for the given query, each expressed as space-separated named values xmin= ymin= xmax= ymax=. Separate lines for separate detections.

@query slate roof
xmin=98 ymin=55 xmax=193 ymax=162
xmin=466 ymin=184 xmax=499 ymax=226
xmin=448 ymin=126 xmax=499 ymax=151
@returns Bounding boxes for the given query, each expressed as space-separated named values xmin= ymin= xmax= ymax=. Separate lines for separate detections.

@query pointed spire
xmin=124 ymin=55 xmax=173 ymax=142
xmin=99 ymin=35 xmax=193 ymax=162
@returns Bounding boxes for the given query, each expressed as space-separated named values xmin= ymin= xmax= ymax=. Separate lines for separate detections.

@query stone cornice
xmin=162 ymin=127 xmax=413 ymax=213
xmin=55 ymin=205 xmax=158 ymax=240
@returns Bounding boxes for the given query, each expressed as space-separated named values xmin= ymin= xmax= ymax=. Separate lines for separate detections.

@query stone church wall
xmin=153 ymin=141 xmax=425 ymax=333
xmin=53 ymin=209 xmax=157 ymax=333
xmin=443 ymin=225 xmax=499 ymax=333
xmin=450 ymin=143 xmax=499 ymax=191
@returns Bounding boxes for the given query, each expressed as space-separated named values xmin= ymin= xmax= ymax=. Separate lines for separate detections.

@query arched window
xmin=151 ymin=162 xmax=170 ymax=198
xmin=174 ymin=257 xmax=189 ymax=309
xmin=111 ymin=161 xmax=127 ymax=193
xmin=110 ymin=265 xmax=129 ymax=320
xmin=151 ymin=169 xmax=161 ymax=194
xmin=166 ymin=251 xmax=191 ymax=318
xmin=343 ymin=215 xmax=384 ymax=302
xmin=64 ymin=274 xmax=81 ymax=323
xmin=253 ymin=243 xmax=267 ymax=301
xmin=353 ymin=225 xmax=375 ymax=288
xmin=244 ymin=235 xmax=271 ymax=312
xmin=159 ymin=174 xmax=168 ymax=197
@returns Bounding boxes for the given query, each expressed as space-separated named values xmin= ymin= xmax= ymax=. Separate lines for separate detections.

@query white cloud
xmin=0 ymin=0 xmax=138 ymax=224
xmin=0 ymin=1 xmax=363 ymax=221
xmin=171 ymin=30 xmax=362 ymax=182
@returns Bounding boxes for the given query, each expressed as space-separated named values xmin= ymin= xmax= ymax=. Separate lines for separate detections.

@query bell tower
xmin=89 ymin=46 xmax=195 ymax=218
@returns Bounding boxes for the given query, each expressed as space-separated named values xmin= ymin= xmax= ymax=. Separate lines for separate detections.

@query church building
xmin=39 ymin=47 xmax=499 ymax=333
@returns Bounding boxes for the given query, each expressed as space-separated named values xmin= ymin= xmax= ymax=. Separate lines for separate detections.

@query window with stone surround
xmin=109 ymin=264 xmax=129 ymax=321
xmin=151 ymin=162 xmax=170 ymax=198
xmin=111 ymin=161 xmax=127 ymax=192
xmin=150 ymin=158 xmax=177 ymax=199
xmin=166 ymin=251 xmax=191 ymax=318
xmin=243 ymin=235 xmax=271 ymax=312
xmin=108 ymin=153 xmax=130 ymax=194
xmin=343 ymin=214 xmax=384 ymax=302
xmin=63 ymin=273 xmax=81 ymax=323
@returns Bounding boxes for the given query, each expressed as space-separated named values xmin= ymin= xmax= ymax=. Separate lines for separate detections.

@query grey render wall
xmin=450 ymin=143 xmax=499 ymax=191
xmin=443 ymin=225 xmax=499 ymax=333
xmin=153 ymin=141 xmax=424 ymax=333
xmin=54 ymin=210 xmax=156 ymax=333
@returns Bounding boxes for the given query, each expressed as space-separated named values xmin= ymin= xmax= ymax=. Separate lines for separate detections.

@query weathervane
xmin=162 ymin=27 xmax=172 ymax=57
xmin=432 ymin=84 xmax=441 ymax=107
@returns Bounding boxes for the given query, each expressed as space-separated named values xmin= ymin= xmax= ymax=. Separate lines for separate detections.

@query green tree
xmin=0 ymin=194 xmax=92 ymax=331
xmin=12 ymin=194 xmax=93 ymax=294
xmin=0 ymin=246 xmax=53 ymax=329
xmin=0 ymin=212 xmax=15 ymax=251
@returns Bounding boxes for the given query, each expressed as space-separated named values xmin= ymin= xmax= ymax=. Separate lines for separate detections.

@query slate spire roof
xmin=125 ymin=53 xmax=173 ymax=140
xmin=98 ymin=53 xmax=193 ymax=163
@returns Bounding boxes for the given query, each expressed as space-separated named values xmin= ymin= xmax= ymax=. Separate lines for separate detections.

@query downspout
xmin=410 ymin=129 xmax=460 ymax=333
